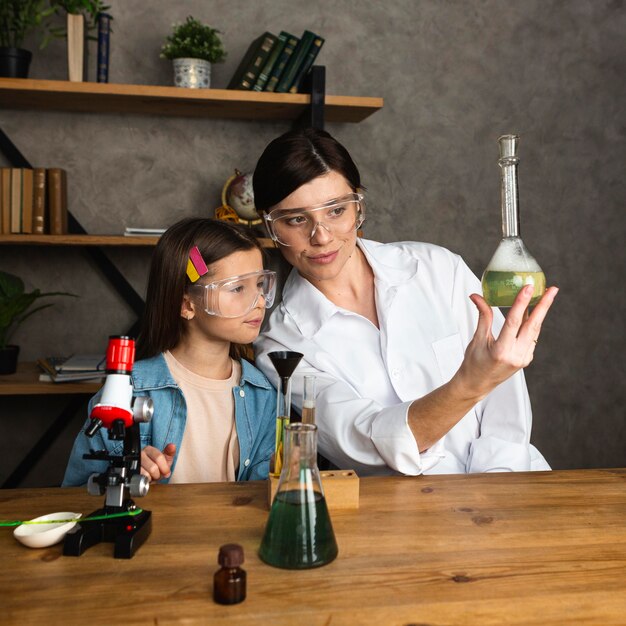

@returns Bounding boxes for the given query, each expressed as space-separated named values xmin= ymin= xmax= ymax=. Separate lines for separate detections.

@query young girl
xmin=63 ymin=218 xmax=277 ymax=485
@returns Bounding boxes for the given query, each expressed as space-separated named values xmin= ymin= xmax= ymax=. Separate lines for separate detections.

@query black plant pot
xmin=0 ymin=47 xmax=32 ymax=78
xmin=0 ymin=345 xmax=20 ymax=375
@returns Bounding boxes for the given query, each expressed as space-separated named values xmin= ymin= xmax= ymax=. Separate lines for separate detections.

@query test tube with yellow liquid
xmin=267 ymin=351 xmax=303 ymax=477
xmin=482 ymin=134 xmax=546 ymax=307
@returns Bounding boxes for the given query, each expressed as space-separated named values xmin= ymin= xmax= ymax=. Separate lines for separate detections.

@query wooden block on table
xmin=267 ymin=469 xmax=360 ymax=510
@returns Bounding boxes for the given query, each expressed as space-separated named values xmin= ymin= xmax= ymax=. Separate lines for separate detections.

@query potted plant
xmin=47 ymin=0 xmax=109 ymax=81
xmin=161 ymin=16 xmax=226 ymax=89
xmin=0 ymin=0 xmax=55 ymax=78
xmin=0 ymin=269 xmax=75 ymax=375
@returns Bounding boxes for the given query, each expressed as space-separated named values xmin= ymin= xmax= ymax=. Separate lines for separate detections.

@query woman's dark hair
xmin=253 ymin=127 xmax=362 ymax=212
xmin=136 ymin=218 xmax=264 ymax=361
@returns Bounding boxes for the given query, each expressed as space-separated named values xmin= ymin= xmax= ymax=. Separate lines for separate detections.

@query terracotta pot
xmin=0 ymin=345 xmax=19 ymax=375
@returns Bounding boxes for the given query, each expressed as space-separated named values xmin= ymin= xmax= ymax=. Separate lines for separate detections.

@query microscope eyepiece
xmin=85 ymin=418 xmax=103 ymax=438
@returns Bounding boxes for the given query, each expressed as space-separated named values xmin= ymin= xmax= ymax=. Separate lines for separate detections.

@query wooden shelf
xmin=0 ymin=234 xmax=275 ymax=247
xmin=0 ymin=362 xmax=102 ymax=395
xmin=0 ymin=78 xmax=383 ymax=123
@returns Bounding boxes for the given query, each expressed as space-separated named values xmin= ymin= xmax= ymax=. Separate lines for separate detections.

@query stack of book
xmin=0 ymin=167 xmax=68 ymax=235
xmin=37 ymin=354 xmax=106 ymax=383
xmin=227 ymin=30 xmax=325 ymax=93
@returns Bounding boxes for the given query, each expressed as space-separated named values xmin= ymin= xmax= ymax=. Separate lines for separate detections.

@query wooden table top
xmin=1 ymin=469 xmax=625 ymax=625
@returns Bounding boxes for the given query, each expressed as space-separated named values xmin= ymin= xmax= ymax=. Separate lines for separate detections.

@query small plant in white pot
xmin=161 ymin=16 xmax=226 ymax=89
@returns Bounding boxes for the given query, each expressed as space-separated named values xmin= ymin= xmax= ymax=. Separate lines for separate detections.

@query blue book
xmin=97 ymin=13 xmax=112 ymax=83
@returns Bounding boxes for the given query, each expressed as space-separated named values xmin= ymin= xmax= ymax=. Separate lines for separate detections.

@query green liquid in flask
xmin=258 ymin=490 xmax=338 ymax=569
xmin=482 ymin=270 xmax=546 ymax=307
xmin=482 ymin=135 xmax=547 ymax=308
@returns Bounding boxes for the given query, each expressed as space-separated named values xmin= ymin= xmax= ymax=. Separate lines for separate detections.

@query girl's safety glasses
xmin=188 ymin=270 xmax=277 ymax=318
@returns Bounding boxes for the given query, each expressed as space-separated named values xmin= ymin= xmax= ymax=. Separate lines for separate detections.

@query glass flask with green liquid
xmin=482 ymin=134 xmax=546 ymax=307
xmin=259 ymin=423 xmax=338 ymax=569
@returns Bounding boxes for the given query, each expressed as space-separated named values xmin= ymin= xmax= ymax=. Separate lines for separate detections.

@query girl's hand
xmin=140 ymin=443 xmax=176 ymax=482
xmin=456 ymin=284 xmax=559 ymax=400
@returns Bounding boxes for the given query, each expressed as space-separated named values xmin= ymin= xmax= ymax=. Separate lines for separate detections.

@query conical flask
xmin=259 ymin=423 xmax=338 ymax=569
xmin=481 ymin=134 xmax=546 ymax=307
xmin=268 ymin=351 xmax=303 ymax=477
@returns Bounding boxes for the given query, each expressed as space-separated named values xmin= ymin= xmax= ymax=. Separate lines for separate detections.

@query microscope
xmin=63 ymin=336 xmax=154 ymax=559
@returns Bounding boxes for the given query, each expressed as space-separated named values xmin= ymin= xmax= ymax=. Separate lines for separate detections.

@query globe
xmin=226 ymin=171 xmax=258 ymax=221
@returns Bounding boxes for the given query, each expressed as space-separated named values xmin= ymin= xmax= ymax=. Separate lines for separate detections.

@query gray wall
xmin=1 ymin=0 xmax=624 ymax=486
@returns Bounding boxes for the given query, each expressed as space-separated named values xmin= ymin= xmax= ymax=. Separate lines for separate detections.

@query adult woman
xmin=253 ymin=128 xmax=558 ymax=476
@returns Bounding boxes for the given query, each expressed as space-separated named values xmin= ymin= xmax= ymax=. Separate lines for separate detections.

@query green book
xmin=253 ymin=32 xmax=288 ymax=92
xmin=288 ymin=34 xmax=325 ymax=93
xmin=227 ymin=32 xmax=278 ymax=90
xmin=275 ymin=30 xmax=317 ymax=93
xmin=264 ymin=32 xmax=299 ymax=92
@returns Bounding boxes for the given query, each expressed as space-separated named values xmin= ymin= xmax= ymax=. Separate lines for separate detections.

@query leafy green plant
xmin=161 ymin=16 xmax=226 ymax=63
xmin=46 ymin=0 xmax=111 ymax=43
xmin=0 ymin=0 xmax=55 ymax=48
xmin=0 ymin=270 xmax=76 ymax=350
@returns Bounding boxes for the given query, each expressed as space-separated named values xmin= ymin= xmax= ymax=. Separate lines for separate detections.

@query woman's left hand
xmin=457 ymin=284 xmax=559 ymax=400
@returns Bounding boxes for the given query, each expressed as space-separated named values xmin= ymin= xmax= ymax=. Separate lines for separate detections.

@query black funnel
xmin=268 ymin=351 xmax=303 ymax=393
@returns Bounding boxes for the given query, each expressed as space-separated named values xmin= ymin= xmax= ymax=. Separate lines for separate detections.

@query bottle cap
xmin=218 ymin=543 xmax=244 ymax=567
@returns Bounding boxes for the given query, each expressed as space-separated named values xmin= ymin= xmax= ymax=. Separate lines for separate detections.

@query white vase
xmin=172 ymin=58 xmax=211 ymax=89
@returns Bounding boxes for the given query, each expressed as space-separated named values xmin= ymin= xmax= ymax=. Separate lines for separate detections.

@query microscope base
xmin=63 ymin=506 xmax=152 ymax=559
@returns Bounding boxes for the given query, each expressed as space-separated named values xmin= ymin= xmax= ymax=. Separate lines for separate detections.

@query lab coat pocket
xmin=431 ymin=333 xmax=464 ymax=384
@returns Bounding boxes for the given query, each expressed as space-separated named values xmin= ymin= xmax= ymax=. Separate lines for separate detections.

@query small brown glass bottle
xmin=213 ymin=544 xmax=246 ymax=605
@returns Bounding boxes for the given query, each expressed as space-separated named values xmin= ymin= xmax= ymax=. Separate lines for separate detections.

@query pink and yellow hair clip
xmin=186 ymin=246 xmax=209 ymax=283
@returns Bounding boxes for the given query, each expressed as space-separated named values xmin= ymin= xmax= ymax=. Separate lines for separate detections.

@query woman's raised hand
xmin=457 ymin=284 xmax=559 ymax=400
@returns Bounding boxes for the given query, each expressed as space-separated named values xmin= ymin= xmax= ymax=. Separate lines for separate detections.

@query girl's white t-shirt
xmin=164 ymin=351 xmax=240 ymax=483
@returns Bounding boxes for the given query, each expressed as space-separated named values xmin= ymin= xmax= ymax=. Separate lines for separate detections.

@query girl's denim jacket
xmin=62 ymin=353 xmax=277 ymax=486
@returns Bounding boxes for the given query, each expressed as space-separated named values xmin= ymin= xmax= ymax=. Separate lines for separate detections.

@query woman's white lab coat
xmin=255 ymin=239 xmax=550 ymax=476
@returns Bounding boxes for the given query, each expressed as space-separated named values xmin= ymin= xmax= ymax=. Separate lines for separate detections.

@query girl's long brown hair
xmin=136 ymin=218 xmax=264 ymax=362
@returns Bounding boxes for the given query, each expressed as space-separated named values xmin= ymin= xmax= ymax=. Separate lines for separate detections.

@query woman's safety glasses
xmin=264 ymin=192 xmax=364 ymax=247
xmin=189 ymin=270 xmax=277 ymax=318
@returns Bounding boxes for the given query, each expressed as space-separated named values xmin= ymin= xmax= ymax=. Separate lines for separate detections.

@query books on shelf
xmin=275 ymin=30 xmax=324 ymax=93
xmin=0 ymin=168 xmax=10 ymax=233
xmin=21 ymin=168 xmax=33 ymax=233
xmin=264 ymin=32 xmax=300 ymax=92
xmin=227 ymin=32 xmax=278 ymax=90
xmin=0 ymin=167 xmax=67 ymax=235
xmin=32 ymin=168 xmax=46 ymax=234
xmin=252 ymin=32 xmax=288 ymax=92
xmin=97 ymin=13 xmax=112 ymax=83
xmin=10 ymin=168 xmax=21 ymax=233
xmin=124 ymin=227 xmax=166 ymax=236
xmin=37 ymin=354 xmax=106 ymax=383
xmin=231 ymin=29 xmax=325 ymax=94
xmin=48 ymin=168 xmax=68 ymax=235
xmin=288 ymin=32 xmax=325 ymax=94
